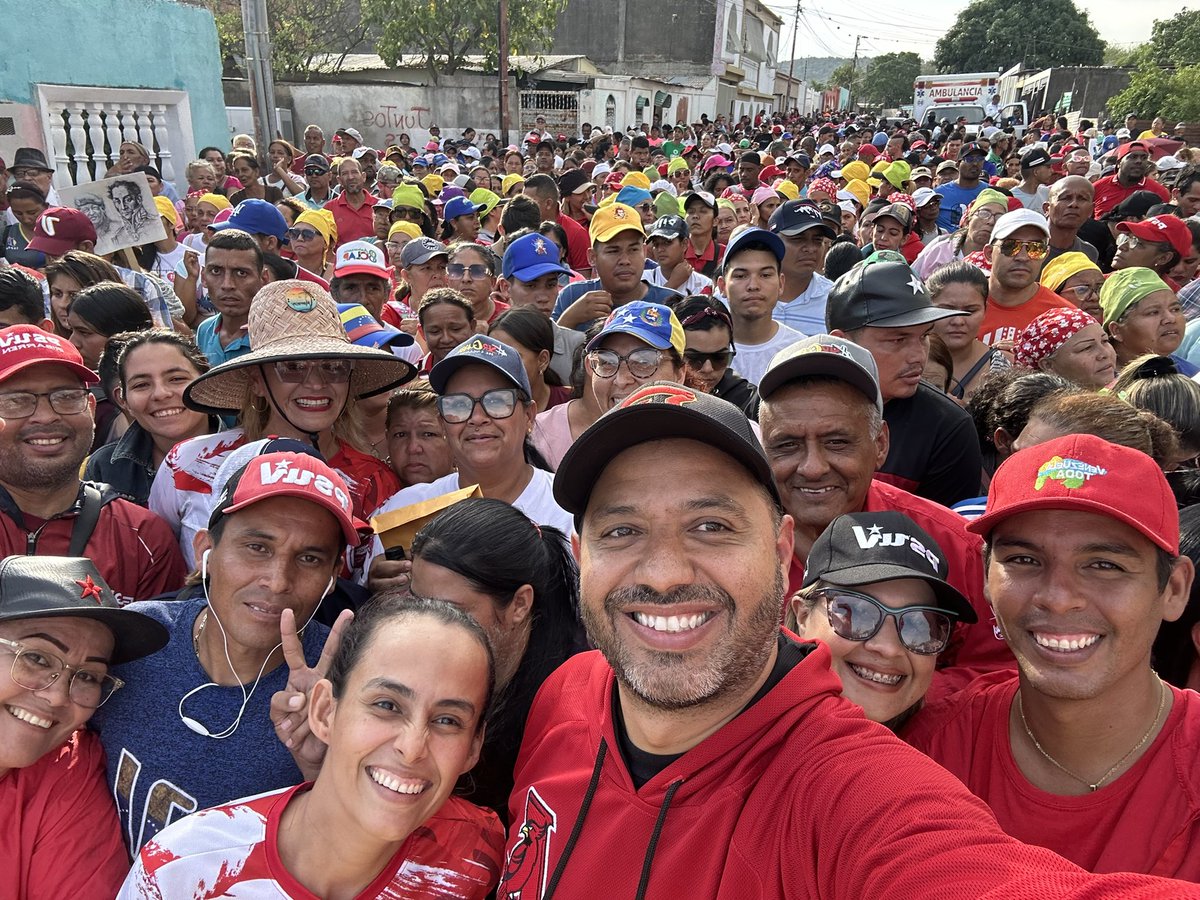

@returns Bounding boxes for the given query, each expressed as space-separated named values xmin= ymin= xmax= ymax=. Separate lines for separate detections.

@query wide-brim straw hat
xmin=184 ymin=279 xmax=416 ymax=415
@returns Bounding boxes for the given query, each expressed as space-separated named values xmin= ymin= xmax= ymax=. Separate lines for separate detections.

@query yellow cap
xmin=667 ymin=157 xmax=690 ymax=175
xmin=839 ymin=160 xmax=871 ymax=182
xmin=843 ymin=180 xmax=871 ymax=208
xmin=371 ymin=484 xmax=483 ymax=552
xmin=470 ymin=188 xmax=501 ymax=217
xmin=1040 ymin=251 xmax=1102 ymax=293
xmin=421 ymin=174 xmax=445 ymax=197
xmin=501 ymin=173 xmax=525 ymax=196
xmin=197 ymin=192 xmax=232 ymax=212
xmin=387 ymin=220 xmax=422 ymax=242
xmin=621 ymin=172 xmax=652 ymax=191
xmin=153 ymin=196 xmax=178 ymax=227
xmin=391 ymin=184 xmax=426 ymax=212
xmin=775 ymin=180 xmax=799 ymax=201
xmin=589 ymin=203 xmax=645 ymax=243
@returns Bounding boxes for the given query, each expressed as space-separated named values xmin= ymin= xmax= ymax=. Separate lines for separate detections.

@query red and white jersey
xmin=119 ymin=783 xmax=503 ymax=899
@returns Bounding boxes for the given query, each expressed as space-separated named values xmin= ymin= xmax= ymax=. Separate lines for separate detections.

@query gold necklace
xmin=192 ymin=608 xmax=208 ymax=662
xmin=1016 ymin=679 xmax=1168 ymax=792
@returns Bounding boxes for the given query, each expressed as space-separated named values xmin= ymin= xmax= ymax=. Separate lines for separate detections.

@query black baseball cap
xmin=957 ymin=142 xmax=987 ymax=160
xmin=647 ymin=215 xmax=689 ymax=241
xmin=759 ymin=334 xmax=883 ymax=413
xmin=558 ymin=168 xmax=592 ymax=196
xmin=304 ymin=154 xmax=331 ymax=173
xmin=873 ymin=202 xmax=914 ymax=232
xmin=554 ymin=382 xmax=780 ymax=517
xmin=768 ymin=200 xmax=837 ymax=239
xmin=1020 ymin=147 xmax=1053 ymax=170
xmin=826 ymin=257 xmax=967 ymax=331
xmin=0 ymin=556 xmax=169 ymax=664
xmin=802 ymin=511 xmax=977 ymax=622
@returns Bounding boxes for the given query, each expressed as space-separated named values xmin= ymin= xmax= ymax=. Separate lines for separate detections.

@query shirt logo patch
xmin=501 ymin=787 xmax=557 ymax=899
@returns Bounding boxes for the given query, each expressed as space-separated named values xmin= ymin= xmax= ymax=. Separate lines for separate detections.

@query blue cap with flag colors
xmin=210 ymin=198 xmax=290 ymax=243
xmin=586 ymin=301 xmax=686 ymax=356
xmin=428 ymin=334 xmax=533 ymax=398
xmin=502 ymin=233 xmax=572 ymax=282
xmin=337 ymin=303 xmax=414 ymax=350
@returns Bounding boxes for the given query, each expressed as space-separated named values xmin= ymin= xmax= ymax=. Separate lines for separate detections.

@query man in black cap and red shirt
xmin=734 ymin=150 xmax=763 ymax=198
xmin=499 ymin=382 xmax=1200 ymax=898
xmin=0 ymin=555 xmax=168 ymax=898
xmin=827 ymin=254 xmax=982 ymax=507
xmin=557 ymin=168 xmax=593 ymax=226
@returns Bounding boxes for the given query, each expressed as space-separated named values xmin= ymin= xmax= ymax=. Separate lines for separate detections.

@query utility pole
xmin=786 ymin=1 xmax=800 ymax=115
xmin=498 ymin=0 xmax=511 ymax=146
xmin=242 ymin=0 xmax=278 ymax=155
xmin=847 ymin=34 xmax=862 ymax=112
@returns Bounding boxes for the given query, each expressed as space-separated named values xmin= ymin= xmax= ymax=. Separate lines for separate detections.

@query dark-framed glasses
xmin=0 ymin=389 xmax=89 ymax=419
xmin=0 ymin=637 xmax=123 ymax=708
xmin=437 ymin=388 xmax=522 ymax=424
xmin=813 ymin=588 xmax=954 ymax=655
xmin=587 ymin=348 xmax=664 ymax=379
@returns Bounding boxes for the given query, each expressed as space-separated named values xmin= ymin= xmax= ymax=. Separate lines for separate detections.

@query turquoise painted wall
xmin=0 ymin=0 xmax=226 ymax=151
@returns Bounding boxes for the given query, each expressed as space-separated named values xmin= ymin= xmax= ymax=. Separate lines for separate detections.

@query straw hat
xmin=184 ymin=280 xmax=416 ymax=415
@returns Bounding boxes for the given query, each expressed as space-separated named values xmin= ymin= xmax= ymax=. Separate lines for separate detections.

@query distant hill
xmin=777 ymin=56 xmax=862 ymax=86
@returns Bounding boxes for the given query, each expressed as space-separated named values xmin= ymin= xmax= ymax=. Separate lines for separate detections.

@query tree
xmin=366 ymin=0 xmax=566 ymax=82
xmin=1110 ymin=10 xmax=1200 ymax=121
xmin=208 ymin=0 xmax=372 ymax=78
xmin=932 ymin=0 xmax=1104 ymax=73
xmin=827 ymin=61 xmax=863 ymax=97
xmin=861 ymin=52 xmax=922 ymax=108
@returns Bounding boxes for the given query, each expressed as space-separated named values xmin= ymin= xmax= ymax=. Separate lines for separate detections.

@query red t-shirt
xmin=324 ymin=193 xmax=379 ymax=248
xmin=1091 ymin=176 xmax=1171 ymax=219
xmin=979 ymin=285 xmax=1076 ymax=347
xmin=2 ymin=730 xmax=130 ymax=900
xmin=556 ymin=213 xmax=592 ymax=273
xmin=121 ymin=782 xmax=503 ymax=898
xmin=906 ymin=672 xmax=1200 ymax=880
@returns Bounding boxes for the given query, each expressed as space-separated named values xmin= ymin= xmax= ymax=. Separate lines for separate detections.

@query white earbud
xmin=323 ymin=574 xmax=336 ymax=598
xmin=201 ymin=548 xmax=212 ymax=581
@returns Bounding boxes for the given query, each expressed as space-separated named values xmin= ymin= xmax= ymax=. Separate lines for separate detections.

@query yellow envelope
xmin=370 ymin=483 xmax=483 ymax=552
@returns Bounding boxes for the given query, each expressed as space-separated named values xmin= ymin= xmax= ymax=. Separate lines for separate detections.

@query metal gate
xmin=518 ymin=91 xmax=579 ymax=137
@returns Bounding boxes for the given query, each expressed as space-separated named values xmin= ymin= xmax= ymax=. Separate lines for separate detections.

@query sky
xmin=770 ymin=0 xmax=1181 ymax=62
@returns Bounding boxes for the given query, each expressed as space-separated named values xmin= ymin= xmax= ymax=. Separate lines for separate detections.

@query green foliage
xmin=207 ymin=0 xmax=371 ymax=77
xmin=933 ymin=0 xmax=1104 ymax=72
xmin=1109 ymin=10 xmax=1200 ymax=121
xmin=861 ymin=52 xmax=922 ymax=108
xmin=827 ymin=62 xmax=863 ymax=95
xmin=366 ymin=0 xmax=566 ymax=82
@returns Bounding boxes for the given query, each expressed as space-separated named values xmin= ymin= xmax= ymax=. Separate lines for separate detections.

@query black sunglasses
xmin=814 ymin=588 xmax=954 ymax=655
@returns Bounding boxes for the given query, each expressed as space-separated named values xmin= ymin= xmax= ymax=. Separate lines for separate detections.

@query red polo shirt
xmin=557 ymin=213 xmax=592 ymax=272
xmin=323 ymin=192 xmax=378 ymax=247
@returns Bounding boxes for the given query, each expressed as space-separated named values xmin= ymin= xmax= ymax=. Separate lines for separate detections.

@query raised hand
xmin=270 ymin=607 xmax=353 ymax=781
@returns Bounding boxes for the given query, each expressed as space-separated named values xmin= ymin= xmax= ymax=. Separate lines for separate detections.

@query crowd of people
xmin=4 ymin=103 xmax=1200 ymax=898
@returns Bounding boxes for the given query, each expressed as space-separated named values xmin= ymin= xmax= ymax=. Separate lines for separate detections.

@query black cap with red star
xmin=0 ymin=556 xmax=168 ymax=663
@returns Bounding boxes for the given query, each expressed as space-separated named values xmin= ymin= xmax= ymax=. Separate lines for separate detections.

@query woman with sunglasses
xmin=787 ymin=511 xmax=976 ymax=732
xmin=673 ymin=295 xmax=759 ymax=418
xmin=1039 ymin=251 xmax=1104 ymax=320
xmin=151 ymin=280 xmax=416 ymax=566
xmin=286 ymin=208 xmax=337 ymax=280
xmin=913 ymin=189 xmax=1009 ymax=280
xmin=389 ymin=182 xmax=437 ymax=239
xmin=447 ymin=242 xmax=506 ymax=325
xmin=364 ymin=335 xmax=574 ymax=592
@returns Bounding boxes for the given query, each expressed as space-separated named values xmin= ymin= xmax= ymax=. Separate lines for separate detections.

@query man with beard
xmin=498 ymin=384 xmax=1200 ymax=899
xmin=323 ymin=157 xmax=377 ymax=246
xmin=0 ymin=326 xmax=185 ymax=601
xmin=1043 ymin=176 xmax=1099 ymax=264
xmin=1092 ymin=142 xmax=1170 ymax=219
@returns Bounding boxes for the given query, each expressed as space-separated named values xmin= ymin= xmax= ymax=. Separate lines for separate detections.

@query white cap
xmin=717 ymin=142 xmax=733 ymax=154
xmin=452 ymin=174 xmax=472 ymax=188
xmin=912 ymin=187 xmax=940 ymax=208
xmin=818 ymin=143 xmax=836 ymax=156
xmin=462 ymin=145 xmax=482 ymax=160
xmin=991 ymin=208 xmax=1051 ymax=242
xmin=838 ymin=199 xmax=858 ymax=216
xmin=439 ymin=162 xmax=461 ymax=175
xmin=1158 ymin=156 xmax=1186 ymax=172
xmin=351 ymin=146 xmax=376 ymax=159
xmin=1117 ymin=128 xmax=1132 ymax=139
xmin=593 ymin=163 xmax=612 ymax=177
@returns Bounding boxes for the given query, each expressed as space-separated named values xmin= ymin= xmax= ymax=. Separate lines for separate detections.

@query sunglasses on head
xmin=997 ymin=238 xmax=1049 ymax=260
xmin=814 ymin=587 xmax=954 ymax=655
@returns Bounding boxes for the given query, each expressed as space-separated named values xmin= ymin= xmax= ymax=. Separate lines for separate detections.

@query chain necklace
xmin=192 ymin=608 xmax=209 ymax=662
xmin=1016 ymin=679 xmax=1168 ymax=792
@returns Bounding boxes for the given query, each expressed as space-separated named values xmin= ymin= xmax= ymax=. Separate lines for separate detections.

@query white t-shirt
xmin=361 ymin=468 xmax=574 ymax=576
xmin=646 ymin=263 xmax=714 ymax=297
xmin=733 ymin=321 xmax=807 ymax=387
xmin=150 ymin=243 xmax=187 ymax=285
xmin=1010 ymin=184 xmax=1049 ymax=212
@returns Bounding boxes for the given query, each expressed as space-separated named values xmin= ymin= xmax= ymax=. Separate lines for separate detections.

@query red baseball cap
xmin=0 ymin=325 xmax=98 ymax=385
xmin=27 ymin=207 xmax=97 ymax=256
xmin=213 ymin=451 xmax=368 ymax=547
xmin=1117 ymin=215 xmax=1192 ymax=259
xmin=1115 ymin=140 xmax=1151 ymax=160
xmin=967 ymin=433 xmax=1179 ymax=554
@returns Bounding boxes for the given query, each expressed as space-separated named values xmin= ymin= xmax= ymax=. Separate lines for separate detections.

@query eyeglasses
xmin=447 ymin=263 xmax=490 ymax=280
xmin=684 ymin=348 xmax=736 ymax=369
xmin=0 ymin=637 xmax=123 ymax=708
xmin=588 ymin=348 xmax=664 ymax=379
xmin=1064 ymin=282 xmax=1103 ymax=301
xmin=9 ymin=167 xmax=45 ymax=180
xmin=437 ymin=388 xmax=522 ymax=424
xmin=813 ymin=588 xmax=954 ymax=655
xmin=286 ymin=227 xmax=321 ymax=242
xmin=997 ymin=238 xmax=1049 ymax=260
xmin=1117 ymin=233 xmax=1168 ymax=253
xmin=0 ymin=389 xmax=89 ymax=419
xmin=392 ymin=207 xmax=424 ymax=222
xmin=970 ymin=209 xmax=1000 ymax=222
xmin=672 ymin=170 xmax=692 ymax=178
xmin=271 ymin=360 xmax=354 ymax=384
xmin=636 ymin=203 xmax=655 ymax=215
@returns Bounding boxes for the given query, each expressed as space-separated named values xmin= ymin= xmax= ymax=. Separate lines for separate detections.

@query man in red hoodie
xmin=500 ymin=382 xmax=1200 ymax=899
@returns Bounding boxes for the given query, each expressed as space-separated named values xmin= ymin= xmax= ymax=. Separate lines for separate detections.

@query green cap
xmin=1100 ymin=267 xmax=1172 ymax=326
xmin=392 ymin=183 xmax=426 ymax=212
xmin=469 ymin=188 xmax=500 ymax=217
